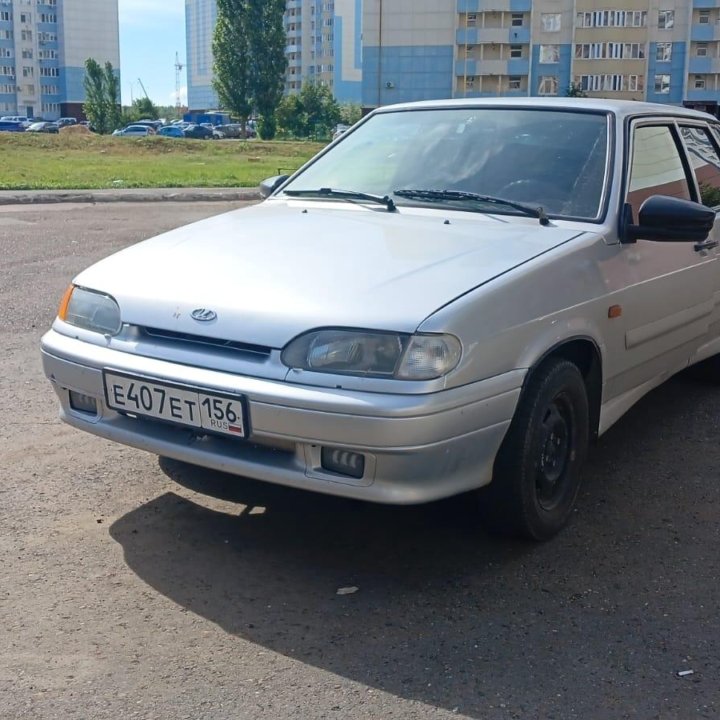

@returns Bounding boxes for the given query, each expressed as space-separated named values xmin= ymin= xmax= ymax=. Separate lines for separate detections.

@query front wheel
xmin=479 ymin=358 xmax=589 ymax=540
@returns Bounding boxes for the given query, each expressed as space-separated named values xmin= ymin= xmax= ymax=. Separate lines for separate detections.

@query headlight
xmin=282 ymin=329 xmax=461 ymax=380
xmin=58 ymin=285 xmax=122 ymax=335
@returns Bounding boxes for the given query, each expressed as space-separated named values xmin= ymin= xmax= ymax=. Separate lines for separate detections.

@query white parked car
xmin=41 ymin=98 xmax=720 ymax=539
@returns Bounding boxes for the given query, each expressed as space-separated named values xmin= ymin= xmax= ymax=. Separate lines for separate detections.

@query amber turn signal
xmin=57 ymin=285 xmax=75 ymax=321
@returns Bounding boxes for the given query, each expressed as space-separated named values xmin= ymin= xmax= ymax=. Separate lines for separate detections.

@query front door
xmin=602 ymin=120 xmax=718 ymax=405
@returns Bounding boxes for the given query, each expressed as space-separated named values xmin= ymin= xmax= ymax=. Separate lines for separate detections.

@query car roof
xmin=374 ymin=97 xmax=717 ymax=122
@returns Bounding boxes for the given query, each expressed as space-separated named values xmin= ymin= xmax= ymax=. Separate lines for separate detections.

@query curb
xmin=0 ymin=187 xmax=261 ymax=206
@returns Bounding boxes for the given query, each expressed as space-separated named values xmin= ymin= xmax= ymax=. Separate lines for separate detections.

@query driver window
xmin=627 ymin=125 xmax=692 ymax=220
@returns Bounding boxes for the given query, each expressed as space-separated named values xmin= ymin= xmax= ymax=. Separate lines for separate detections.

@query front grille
xmin=141 ymin=326 xmax=273 ymax=359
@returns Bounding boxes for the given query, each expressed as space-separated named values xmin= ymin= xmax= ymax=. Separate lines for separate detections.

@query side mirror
xmin=622 ymin=195 xmax=715 ymax=243
xmin=259 ymin=175 xmax=289 ymax=199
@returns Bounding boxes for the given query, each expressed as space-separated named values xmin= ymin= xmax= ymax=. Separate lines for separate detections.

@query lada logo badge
xmin=191 ymin=308 xmax=217 ymax=322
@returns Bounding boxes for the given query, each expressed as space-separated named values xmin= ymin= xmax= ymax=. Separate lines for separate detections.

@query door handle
xmin=694 ymin=238 xmax=719 ymax=252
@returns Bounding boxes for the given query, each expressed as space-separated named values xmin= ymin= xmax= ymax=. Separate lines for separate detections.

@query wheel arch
xmin=524 ymin=337 xmax=603 ymax=443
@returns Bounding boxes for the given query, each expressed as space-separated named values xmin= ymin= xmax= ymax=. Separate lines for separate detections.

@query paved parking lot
xmin=1 ymin=201 xmax=718 ymax=720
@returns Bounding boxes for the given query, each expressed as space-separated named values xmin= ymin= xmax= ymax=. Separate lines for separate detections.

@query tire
xmin=479 ymin=358 xmax=589 ymax=541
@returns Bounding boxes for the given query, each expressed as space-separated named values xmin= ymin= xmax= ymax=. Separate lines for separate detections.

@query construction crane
xmin=175 ymin=52 xmax=185 ymax=114
xmin=137 ymin=77 xmax=150 ymax=101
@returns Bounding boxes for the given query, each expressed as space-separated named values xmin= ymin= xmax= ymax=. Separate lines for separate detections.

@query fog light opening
xmin=68 ymin=390 xmax=98 ymax=415
xmin=321 ymin=447 xmax=365 ymax=479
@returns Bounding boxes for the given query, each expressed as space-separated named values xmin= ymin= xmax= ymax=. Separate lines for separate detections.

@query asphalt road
xmin=1 ymin=202 xmax=718 ymax=720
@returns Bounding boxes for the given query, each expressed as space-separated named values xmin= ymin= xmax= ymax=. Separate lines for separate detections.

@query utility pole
xmin=175 ymin=52 xmax=185 ymax=115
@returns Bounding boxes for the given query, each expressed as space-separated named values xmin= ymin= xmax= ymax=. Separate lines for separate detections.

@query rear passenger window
xmin=680 ymin=125 xmax=720 ymax=210
xmin=627 ymin=125 xmax=692 ymax=220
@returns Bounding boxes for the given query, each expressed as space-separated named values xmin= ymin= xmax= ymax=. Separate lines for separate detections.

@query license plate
xmin=103 ymin=371 xmax=247 ymax=438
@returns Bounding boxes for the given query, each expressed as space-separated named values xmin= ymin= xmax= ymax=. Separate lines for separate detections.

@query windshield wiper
xmin=393 ymin=189 xmax=550 ymax=226
xmin=283 ymin=187 xmax=396 ymax=212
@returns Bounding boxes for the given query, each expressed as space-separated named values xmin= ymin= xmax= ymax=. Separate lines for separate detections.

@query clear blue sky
xmin=118 ymin=0 xmax=187 ymax=108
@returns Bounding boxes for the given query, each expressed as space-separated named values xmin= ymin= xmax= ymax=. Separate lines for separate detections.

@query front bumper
xmin=41 ymin=329 xmax=524 ymax=504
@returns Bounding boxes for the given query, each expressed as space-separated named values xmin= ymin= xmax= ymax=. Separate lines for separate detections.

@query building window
xmin=21 ymin=49 xmax=32 ymax=59
xmin=658 ymin=10 xmax=674 ymax=29
xmin=540 ymin=13 xmax=561 ymax=32
xmin=465 ymin=76 xmax=475 ymax=90
xmin=539 ymin=45 xmax=560 ymax=63
xmin=698 ymin=10 xmax=710 ymax=24
xmin=628 ymin=75 xmax=644 ymax=92
xmin=0 ymin=10 xmax=11 ymax=20
xmin=511 ymin=13 xmax=524 ymax=27
xmin=654 ymin=74 xmax=670 ymax=93
xmin=576 ymin=10 xmax=647 ymax=28
xmin=466 ymin=13 xmax=477 ymax=27
xmin=538 ymin=76 xmax=558 ymax=95
xmin=697 ymin=43 xmax=708 ymax=57
xmin=510 ymin=45 xmax=523 ymax=58
xmin=656 ymin=42 xmax=672 ymax=62
xmin=695 ymin=75 xmax=706 ymax=89
xmin=508 ymin=76 xmax=522 ymax=90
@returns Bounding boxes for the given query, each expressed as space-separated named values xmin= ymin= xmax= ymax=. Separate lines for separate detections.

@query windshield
xmin=281 ymin=107 xmax=610 ymax=220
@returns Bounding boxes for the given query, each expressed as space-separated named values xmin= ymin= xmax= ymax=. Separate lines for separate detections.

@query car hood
xmin=74 ymin=201 xmax=584 ymax=348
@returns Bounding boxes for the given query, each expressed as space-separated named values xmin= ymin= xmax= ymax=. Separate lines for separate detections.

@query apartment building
xmin=361 ymin=0 xmax=720 ymax=116
xmin=186 ymin=0 xmax=362 ymax=112
xmin=0 ymin=0 xmax=119 ymax=120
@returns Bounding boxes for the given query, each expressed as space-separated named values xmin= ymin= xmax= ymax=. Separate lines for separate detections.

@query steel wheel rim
xmin=535 ymin=393 xmax=573 ymax=511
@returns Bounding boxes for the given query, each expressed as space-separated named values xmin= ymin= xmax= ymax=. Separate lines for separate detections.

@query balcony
xmin=691 ymin=23 xmax=720 ymax=41
xmin=456 ymin=27 xmax=530 ymax=45
xmin=285 ymin=43 xmax=301 ymax=54
xmin=686 ymin=88 xmax=720 ymax=101
xmin=689 ymin=56 xmax=720 ymax=73
xmin=693 ymin=0 xmax=718 ymax=7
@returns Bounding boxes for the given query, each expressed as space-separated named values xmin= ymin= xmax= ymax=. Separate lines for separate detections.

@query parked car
xmin=157 ymin=125 xmax=185 ymax=138
xmin=131 ymin=119 xmax=161 ymax=132
xmin=40 ymin=98 xmax=720 ymax=541
xmin=0 ymin=120 xmax=25 ymax=132
xmin=26 ymin=121 xmax=59 ymax=134
xmin=332 ymin=123 xmax=350 ymax=140
xmin=182 ymin=123 xmax=214 ymax=139
xmin=1 ymin=115 xmax=32 ymax=129
xmin=213 ymin=123 xmax=256 ymax=139
xmin=112 ymin=125 xmax=154 ymax=137
xmin=57 ymin=117 xmax=77 ymax=128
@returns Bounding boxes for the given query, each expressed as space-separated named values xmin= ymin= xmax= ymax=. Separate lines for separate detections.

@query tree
xmin=566 ymin=82 xmax=588 ymax=98
xmin=339 ymin=103 xmax=362 ymax=127
xmin=277 ymin=82 xmax=341 ymax=139
xmin=212 ymin=0 xmax=287 ymax=138
xmin=247 ymin=0 xmax=287 ymax=140
xmin=83 ymin=58 xmax=121 ymax=134
xmin=103 ymin=62 xmax=121 ymax=131
xmin=213 ymin=0 xmax=252 ymax=133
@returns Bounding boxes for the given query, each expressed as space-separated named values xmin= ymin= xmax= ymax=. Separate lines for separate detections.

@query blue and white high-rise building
xmin=362 ymin=0 xmax=720 ymax=115
xmin=0 ymin=0 xmax=119 ymax=120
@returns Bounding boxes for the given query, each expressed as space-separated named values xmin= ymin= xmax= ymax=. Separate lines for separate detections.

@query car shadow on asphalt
xmin=108 ymin=371 xmax=720 ymax=718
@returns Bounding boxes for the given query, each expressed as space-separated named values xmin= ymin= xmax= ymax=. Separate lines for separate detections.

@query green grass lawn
xmin=0 ymin=133 xmax=325 ymax=190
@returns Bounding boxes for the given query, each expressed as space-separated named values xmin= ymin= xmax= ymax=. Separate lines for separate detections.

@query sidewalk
xmin=0 ymin=186 xmax=261 ymax=206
